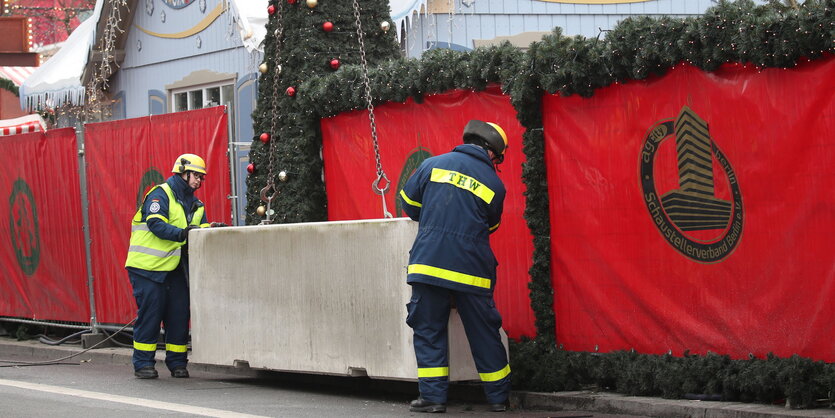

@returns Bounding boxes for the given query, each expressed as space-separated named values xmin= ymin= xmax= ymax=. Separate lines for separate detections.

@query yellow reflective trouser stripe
xmin=479 ymin=364 xmax=511 ymax=382
xmin=417 ymin=367 xmax=449 ymax=378
xmin=399 ymin=189 xmax=422 ymax=207
xmin=430 ymin=168 xmax=495 ymax=204
xmin=166 ymin=343 xmax=188 ymax=353
xmin=133 ymin=341 xmax=157 ymax=352
xmin=408 ymin=264 xmax=492 ymax=289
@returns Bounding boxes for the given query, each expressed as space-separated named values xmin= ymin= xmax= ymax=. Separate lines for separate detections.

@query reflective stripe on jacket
xmin=125 ymin=183 xmax=205 ymax=272
xmin=398 ymin=144 xmax=506 ymax=296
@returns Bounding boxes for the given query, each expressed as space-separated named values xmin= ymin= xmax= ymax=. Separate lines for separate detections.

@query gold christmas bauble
xmin=380 ymin=21 xmax=391 ymax=32
xmin=256 ymin=206 xmax=267 ymax=216
xmin=306 ymin=0 xmax=317 ymax=7
xmin=259 ymin=63 xmax=268 ymax=73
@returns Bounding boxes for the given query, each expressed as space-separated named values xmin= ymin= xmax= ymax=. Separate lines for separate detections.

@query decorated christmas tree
xmin=245 ymin=0 xmax=400 ymax=225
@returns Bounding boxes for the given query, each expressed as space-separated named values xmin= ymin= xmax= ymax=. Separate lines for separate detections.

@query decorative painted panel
xmin=235 ymin=74 xmax=257 ymax=144
xmin=148 ymin=89 xmax=166 ymax=115
xmin=110 ymin=91 xmax=126 ymax=120
xmin=126 ymin=0 xmax=244 ymax=68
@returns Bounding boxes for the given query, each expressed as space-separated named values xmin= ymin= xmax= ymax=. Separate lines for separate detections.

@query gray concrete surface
xmin=0 ymin=336 xmax=832 ymax=417
xmin=189 ymin=218 xmax=507 ymax=381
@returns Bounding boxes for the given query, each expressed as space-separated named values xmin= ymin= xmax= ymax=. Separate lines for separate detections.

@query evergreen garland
xmin=266 ymin=0 xmax=834 ymax=406
xmin=0 ymin=78 xmax=19 ymax=96
xmin=511 ymin=340 xmax=835 ymax=409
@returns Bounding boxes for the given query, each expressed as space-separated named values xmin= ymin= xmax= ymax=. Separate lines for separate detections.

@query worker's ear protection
xmin=171 ymin=154 xmax=207 ymax=175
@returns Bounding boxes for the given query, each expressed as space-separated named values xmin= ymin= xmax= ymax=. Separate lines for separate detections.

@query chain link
xmin=259 ymin=2 xmax=285 ymax=223
xmin=267 ymin=4 xmax=284 ymax=188
xmin=352 ymin=0 xmax=390 ymax=204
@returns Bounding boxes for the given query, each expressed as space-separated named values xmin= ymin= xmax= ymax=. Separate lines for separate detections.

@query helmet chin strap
xmin=181 ymin=171 xmax=198 ymax=190
xmin=487 ymin=149 xmax=504 ymax=172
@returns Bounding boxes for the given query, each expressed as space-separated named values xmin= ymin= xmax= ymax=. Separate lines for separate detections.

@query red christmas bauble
xmin=329 ymin=59 xmax=340 ymax=70
xmin=286 ymin=86 xmax=296 ymax=97
xmin=322 ymin=21 xmax=334 ymax=32
xmin=247 ymin=163 xmax=255 ymax=174
xmin=267 ymin=4 xmax=275 ymax=15
xmin=259 ymin=133 xmax=270 ymax=143
xmin=287 ymin=0 xmax=296 ymax=4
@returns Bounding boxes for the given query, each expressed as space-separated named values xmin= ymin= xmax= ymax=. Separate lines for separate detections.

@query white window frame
xmin=170 ymin=80 xmax=235 ymax=112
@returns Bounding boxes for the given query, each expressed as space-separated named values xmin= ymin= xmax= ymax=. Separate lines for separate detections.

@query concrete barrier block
xmin=189 ymin=218 xmax=507 ymax=381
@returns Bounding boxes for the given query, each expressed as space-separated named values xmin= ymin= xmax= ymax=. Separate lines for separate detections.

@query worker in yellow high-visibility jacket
xmin=125 ymin=154 xmax=211 ymax=379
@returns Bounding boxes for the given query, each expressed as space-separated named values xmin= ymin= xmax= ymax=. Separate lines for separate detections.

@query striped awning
xmin=0 ymin=114 xmax=46 ymax=136
xmin=0 ymin=66 xmax=37 ymax=87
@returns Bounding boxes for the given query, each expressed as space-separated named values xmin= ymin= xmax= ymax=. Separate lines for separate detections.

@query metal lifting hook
xmin=259 ymin=183 xmax=277 ymax=224
xmin=372 ymin=173 xmax=393 ymax=218
xmin=372 ymin=172 xmax=390 ymax=195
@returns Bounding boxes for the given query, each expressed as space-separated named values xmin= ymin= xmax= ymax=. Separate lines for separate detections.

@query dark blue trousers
xmin=128 ymin=269 xmax=190 ymax=371
xmin=406 ymin=283 xmax=511 ymax=404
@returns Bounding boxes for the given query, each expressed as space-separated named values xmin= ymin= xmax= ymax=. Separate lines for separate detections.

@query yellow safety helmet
xmin=171 ymin=154 xmax=207 ymax=175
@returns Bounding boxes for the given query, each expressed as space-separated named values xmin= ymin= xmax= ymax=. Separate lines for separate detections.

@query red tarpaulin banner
xmin=544 ymin=57 xmax=835 ymax=361
xmin=85 ymin=107 xmax=230 ymax=324
xmin=0 ymin=128 xmax=90 ymax=322
xmin=321 ymin=86 xmax=536 ymax=339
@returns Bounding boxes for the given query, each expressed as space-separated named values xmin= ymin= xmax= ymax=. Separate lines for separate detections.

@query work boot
xmin=134 ymin=366 xmax=158 ymax=379
xmin=409 ymin=397 xmax=446 ymax=413
xmin=489 ymin=402 xmax=507 ymax=412
xmin=170 ymin=367 xmax=190 ymax=378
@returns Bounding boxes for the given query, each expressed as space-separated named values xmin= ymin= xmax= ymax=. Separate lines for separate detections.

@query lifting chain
xmin=352 ymin=0 xmax=392 ymax=219
xmin=259 ymin=3 xmax=285 ymax=225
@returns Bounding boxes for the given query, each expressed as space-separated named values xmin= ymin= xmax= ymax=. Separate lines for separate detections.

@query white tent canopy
xmin=19 ymin=0 xmax=102 ymax=111
xmin=0 ymin=114 xmax=47 ymax=136
xmin=390 ymin=0 xmax=427 ymax=30
xmin=20 ymin=0 xmax=425 ymax=111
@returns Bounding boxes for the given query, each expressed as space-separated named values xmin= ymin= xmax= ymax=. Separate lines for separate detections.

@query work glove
xmin=210 ymin=222 xmax=229 ymax=227
xmin=179 ymin=225 xmax=199 ymax=241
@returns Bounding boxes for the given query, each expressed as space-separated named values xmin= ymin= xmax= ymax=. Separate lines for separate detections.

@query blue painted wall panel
xmin=124 ymin=0 xmax=243 ymax=68
xmin=403 ymin=0 xmax=766 ymax=57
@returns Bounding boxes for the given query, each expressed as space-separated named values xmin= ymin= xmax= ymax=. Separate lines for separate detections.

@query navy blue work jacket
xmin=398 ymin=144 xmax=506 ymax=296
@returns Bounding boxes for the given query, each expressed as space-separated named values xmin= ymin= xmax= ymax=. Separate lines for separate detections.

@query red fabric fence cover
xmin=0 ymin=128 xmax=90 ymax=322
xmin=544 ymin=57 xmax=835 ymax=361
xmin=320 ymin=86 xmax=536 ymax=339
xmin=85 ymin=107 xmax=230 ymax=324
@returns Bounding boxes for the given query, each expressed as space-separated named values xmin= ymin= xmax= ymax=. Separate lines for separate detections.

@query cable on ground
xmin=0 ymin=319 xmax=137 ymax=368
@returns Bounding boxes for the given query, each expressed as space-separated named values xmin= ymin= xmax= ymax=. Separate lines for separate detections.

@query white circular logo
xmin=149 ymin=202 xmax=161 ymax=213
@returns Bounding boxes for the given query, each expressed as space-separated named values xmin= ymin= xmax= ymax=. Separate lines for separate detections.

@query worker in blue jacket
xmin=399 ymin=120 xmax=511 ymax=413
xmin=125 ymin=154 xmax=211 ymax=379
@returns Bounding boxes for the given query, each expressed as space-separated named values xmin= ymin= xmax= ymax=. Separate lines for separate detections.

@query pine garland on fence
xmin=0 ymin=78 xmax=19 ymax=96
xmin=294 ymin=0 xmax=835 ymax=406
xmin=511 ymin=340 xmax=835 ymax=409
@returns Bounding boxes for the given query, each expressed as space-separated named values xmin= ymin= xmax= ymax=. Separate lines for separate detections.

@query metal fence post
xmin=75 ymin=123 xmax=103 ymax=347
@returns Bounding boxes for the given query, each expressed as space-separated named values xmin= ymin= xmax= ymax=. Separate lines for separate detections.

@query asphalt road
xmin=0 ymin=348 xmax=640 ymax=417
